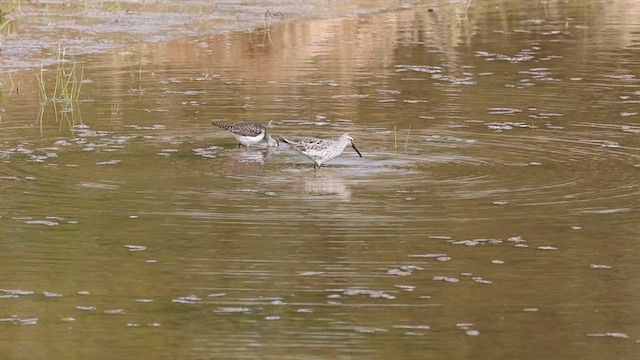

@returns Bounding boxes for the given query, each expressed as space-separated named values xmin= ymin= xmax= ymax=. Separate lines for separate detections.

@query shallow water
xmin=1 ymin=1 xmax=640 ymax=359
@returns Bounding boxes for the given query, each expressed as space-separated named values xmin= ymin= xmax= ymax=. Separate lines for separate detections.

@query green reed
xmin=1 ymin=0 xmax=21 ymax=16
xmin=0 ymin=6 xmax=16 ymax=35
xmin=0 ymin=17 xmax=12 ymax=33
xmin=36 ymin=95 xmax=84 ymax=134
xmin=36 ymin=46 xmax=84 ymax=133
xmin=37 ymin=46 xmax=84 ymax=106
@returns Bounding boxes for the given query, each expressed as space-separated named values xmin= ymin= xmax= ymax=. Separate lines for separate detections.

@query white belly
xmin=233 ymin=131 xmax=264 ymax=146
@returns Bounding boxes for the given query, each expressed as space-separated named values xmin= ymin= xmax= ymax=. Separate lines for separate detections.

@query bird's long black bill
xmin=351 ymin=143 xmax=363 ymax=157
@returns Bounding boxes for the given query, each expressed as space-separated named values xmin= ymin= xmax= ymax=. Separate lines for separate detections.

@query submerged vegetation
xmin=394 ymin=125 xmax=413 ymax=152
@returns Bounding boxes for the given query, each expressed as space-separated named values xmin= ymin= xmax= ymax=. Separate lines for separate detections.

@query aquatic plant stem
xmin=405 ymin=124 xmax=411 ymax=152
xmin=394 ymin=125 xmax=398 ymax=151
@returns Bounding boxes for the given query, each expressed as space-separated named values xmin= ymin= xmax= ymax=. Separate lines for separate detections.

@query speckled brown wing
xmin=212 ymin=121 xmax=265 ymax=137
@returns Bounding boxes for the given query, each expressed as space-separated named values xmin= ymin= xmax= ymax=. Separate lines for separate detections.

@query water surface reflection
xmin=1 ymin=1 xmax=640 ymax=359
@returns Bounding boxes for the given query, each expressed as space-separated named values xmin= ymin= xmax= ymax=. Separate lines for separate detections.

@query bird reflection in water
xmin=219 ymin=148 xmax=276 ymax=174
xmin=300 ymin=169 xmax=352 ymax=200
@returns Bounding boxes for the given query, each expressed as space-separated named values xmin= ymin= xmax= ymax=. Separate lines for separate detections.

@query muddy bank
xmin=0 ymin=0 xmax=426 ymax=73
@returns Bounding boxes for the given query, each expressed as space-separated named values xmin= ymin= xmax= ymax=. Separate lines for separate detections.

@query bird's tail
xmin=211 ymin=122 xmax=231 ymax=130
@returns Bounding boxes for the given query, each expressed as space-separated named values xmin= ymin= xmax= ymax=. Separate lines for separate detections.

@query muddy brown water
xmin=1 ymin=1 xmax=640 ymax=359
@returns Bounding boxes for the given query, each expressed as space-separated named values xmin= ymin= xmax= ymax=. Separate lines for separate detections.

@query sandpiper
xmin=281 ymin=133 xmax=362 ymax=168
xmin=212 ymin=121 xmax=279 ymax=147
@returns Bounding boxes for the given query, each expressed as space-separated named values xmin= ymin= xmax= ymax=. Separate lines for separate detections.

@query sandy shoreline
xmin=0 ymin=0 xmax=424 ymax=73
